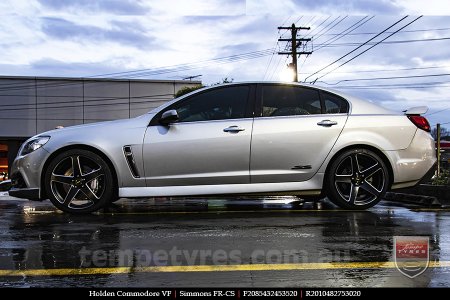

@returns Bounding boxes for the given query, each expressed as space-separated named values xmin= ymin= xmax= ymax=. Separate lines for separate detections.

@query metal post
xmin=437 ymin=123 xmax=441 ymax=176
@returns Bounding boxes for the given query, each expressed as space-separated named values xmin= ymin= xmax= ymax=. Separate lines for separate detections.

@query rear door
xmin=250 ymin=84 xmax=348 ymax=183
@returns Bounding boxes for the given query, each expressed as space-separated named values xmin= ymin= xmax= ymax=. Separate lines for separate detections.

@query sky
xmin=1 ymin=0 xmax=450 ymax=127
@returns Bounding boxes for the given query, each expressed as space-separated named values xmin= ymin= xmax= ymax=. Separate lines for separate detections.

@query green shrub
xmin=432 ymin=169 xmax=449 ymax=185
xmin=175 ymin=85 xmax=204 ymax=98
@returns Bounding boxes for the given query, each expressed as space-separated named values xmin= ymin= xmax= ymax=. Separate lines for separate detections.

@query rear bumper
xmin=385 ymin=129 xmax=437 ymax=188
xmin=391 ymin=161 xmax=436 ymax=190
xmin=420 ymin=161 xmax=437 ymax=183
xmin=8 ymin=188 xmax=40 ymax=200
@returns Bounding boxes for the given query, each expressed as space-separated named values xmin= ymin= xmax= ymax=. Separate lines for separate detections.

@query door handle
xmin=317 ymin=120 xmax=338 ymax=127
xmin=223 ymin=126 xmax=245 ymax=132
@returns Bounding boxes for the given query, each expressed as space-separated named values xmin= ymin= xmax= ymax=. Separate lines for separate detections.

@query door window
xmin=261 ymin=85 xmax=321 ymax=117
xmin=172 ymin=86 xmax=250 ymax=122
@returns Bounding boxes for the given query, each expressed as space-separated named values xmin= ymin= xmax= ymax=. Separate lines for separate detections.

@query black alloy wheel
xmin=326 ymin=148 xmax=389 ymax=210
xmin=45 ymin=149 xmax=114 ymax=213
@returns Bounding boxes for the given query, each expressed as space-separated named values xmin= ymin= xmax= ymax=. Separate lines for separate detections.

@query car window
xmin=322 ymin=92 xmax=349 ymax=114
xmin=172 ymin=86 xmax=249 ymax=122
xmin=261 ymin=85 xmax=321 ymax=117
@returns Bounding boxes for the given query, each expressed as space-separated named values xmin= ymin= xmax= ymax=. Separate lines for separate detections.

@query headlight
xmin=19 ymin=136 xmax=50 ymax=156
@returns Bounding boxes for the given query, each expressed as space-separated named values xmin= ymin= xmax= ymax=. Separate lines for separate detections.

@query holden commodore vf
xmin=9 ymin=82 xmax=436 ymax=213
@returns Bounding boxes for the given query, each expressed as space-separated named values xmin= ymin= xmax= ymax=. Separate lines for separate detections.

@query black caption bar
xmin=7 ymin=288 xmax=442 ymax=298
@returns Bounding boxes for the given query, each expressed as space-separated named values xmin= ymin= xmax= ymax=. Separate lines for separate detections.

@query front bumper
xmin=8 ymin=147 xmax=50 ymax=200
xmin=9 ymin=188 xmax=40 ymax=200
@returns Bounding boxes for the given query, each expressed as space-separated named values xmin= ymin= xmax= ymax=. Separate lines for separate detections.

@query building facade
xmin=0 ymin=76 xmax=201 ymax=178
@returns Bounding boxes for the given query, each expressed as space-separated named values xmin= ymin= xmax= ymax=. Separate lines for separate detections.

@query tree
xmin=174 ymin=78 xmax=234 ymax=98
xmin=211 ymin=77 xmax=234 ymax=86
xmin=431 ymin=126 xmax=449 ymax=140
xmin=175 ymin=85 xmax=204 ymax=98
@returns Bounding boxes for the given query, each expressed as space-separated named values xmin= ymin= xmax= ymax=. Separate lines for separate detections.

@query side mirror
xmin=159 ymin=109 xmax=179 ymax=125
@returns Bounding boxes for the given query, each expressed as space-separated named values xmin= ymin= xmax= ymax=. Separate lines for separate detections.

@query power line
xmin=307 ymin=16 xmax=339 ymax=39
xmin=299 ymin=65 xmax=450 ymax=74
xmin=304 ymin=16 xmax=409 ymax=82
xmin=0 ymin=94 xmax=175 ymax=111
xmin=0 ymin=49 xmax=274 ymax=91
xmin=314 ymin=36 xmax=450 ymax=48
xmin=303 ymin=16 xmax=331 ymax=39
xmin=320 ymin=27 xmax=450 ymax=36
xmin=88 ymin=49 xmax=273 ymax=79
xmin=313 ymin=16 xmax=348 ymax=42
xmin=314 ymin=16 xmax=373 ymax=51
xmin=0 ymin=93 xmax=174 ymax=108
xmin=318 ymin=72 xmax=450 ymax=85
xmin=426 ymin=108 xmax=450 ymax=116
xmin=312 ymin=16 xmax=423 ymax=82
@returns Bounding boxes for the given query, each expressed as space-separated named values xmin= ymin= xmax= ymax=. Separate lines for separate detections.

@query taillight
xmin=407 ymin=115 xmax=431 ymax=132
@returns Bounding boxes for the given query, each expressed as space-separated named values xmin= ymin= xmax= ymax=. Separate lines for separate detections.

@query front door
xmin=143 ymin=84 xmax=254 ymax=187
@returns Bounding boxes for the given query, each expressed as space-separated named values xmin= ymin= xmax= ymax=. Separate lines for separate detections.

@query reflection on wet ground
xmin=0 ymin=196 xmax=450 ymax=287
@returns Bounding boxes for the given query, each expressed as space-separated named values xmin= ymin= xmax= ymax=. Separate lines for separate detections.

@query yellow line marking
xmin=1 ymin=261 xmax=449 ymax=277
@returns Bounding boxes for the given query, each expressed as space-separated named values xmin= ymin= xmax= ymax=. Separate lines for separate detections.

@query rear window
xmin=321 ymin=92 xmax=349 ymax=114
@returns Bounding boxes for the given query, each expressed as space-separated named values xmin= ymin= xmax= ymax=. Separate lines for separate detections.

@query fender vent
xmin=123 ymin=146 xmax=140 ymax=178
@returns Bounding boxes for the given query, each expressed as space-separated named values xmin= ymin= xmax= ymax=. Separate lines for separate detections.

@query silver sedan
xmin=9 ymin=82 xmax=436 ymax=213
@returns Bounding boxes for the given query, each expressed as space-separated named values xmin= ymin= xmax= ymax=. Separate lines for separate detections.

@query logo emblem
xmin=394 ymin=236 xmax=429 ymax=278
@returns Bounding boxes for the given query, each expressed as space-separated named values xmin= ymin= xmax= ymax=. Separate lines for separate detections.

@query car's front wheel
xmin=44 ymin=149 xmax=115 ymax=214
xmin=326 ymin=148 xmax=390 ymax=210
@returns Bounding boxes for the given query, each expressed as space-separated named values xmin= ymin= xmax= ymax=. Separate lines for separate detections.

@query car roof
xmin=150 ymin=81 xmax=396 ymax=116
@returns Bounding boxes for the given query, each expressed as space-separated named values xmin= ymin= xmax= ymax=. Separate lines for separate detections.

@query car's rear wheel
xmin=326 ymin=148 xmax=389 ymax=210
xmin=44 ymin=149 xmax=114 ymax=214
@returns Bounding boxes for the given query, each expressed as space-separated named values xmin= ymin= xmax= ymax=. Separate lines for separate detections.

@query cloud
xmin=29 ymin=58 xmax=122 ymax=76
xmin=294 ymin=0 xmax=402 ymax=14
xmin=37 ymin=0 xmax=149 ymax=15
xmin=1 ymin=1 xmax=450 ymax=125
xmin=40 ymin=17 xmax=154 ymax=48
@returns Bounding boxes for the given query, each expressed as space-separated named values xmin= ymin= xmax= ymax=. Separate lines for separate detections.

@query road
xmin=0 ymin=196 xmax=449 ymax=287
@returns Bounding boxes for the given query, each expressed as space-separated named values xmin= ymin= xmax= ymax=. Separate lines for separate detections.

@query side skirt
xmin=119 ymin=174 xmax=324 ymax=198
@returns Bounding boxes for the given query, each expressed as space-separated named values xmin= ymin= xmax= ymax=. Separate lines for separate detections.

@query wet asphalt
xmin=0 ymin=196 xmax=450 ymax=287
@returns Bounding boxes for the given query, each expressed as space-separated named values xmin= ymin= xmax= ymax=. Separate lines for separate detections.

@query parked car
xmin=9 ymin=82 xmax=436 ymax=213
xmin=0 ymin=180 xmax=12 ymax=192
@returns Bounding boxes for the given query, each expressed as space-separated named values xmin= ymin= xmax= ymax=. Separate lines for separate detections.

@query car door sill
xmin=119 ymin=174 xmax=324 ymax=198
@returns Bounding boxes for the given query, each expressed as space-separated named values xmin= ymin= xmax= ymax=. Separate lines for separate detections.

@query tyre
xmin=326 ymin=148 xmax=389 ymax=210
xmin=44 ymin=149 xmax=115 ymax=214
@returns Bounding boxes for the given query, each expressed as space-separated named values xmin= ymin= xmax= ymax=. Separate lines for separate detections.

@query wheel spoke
xmin=361 ymin=163 xmax=380 ymax=178
xmin=83 ymin=168 xmax=103 ymax=183
xmin=51 ymin=174 xmax=72 ymax=185
xmin=80 ymin=185 xmax=99 ymax=201
xmin=365 ymin=167 xmax=383 ymax=180
xmin=71 ymin=156 xmax=83 ymax=177
xmin=335 ymin=174 xmax=352 ymax=183
xmin=350 ymin=154 xmax=360 ymax=175
xmin=348 ymin=184 xmax=359 ymax=204
xmin=361 ymin=181 xmax=381 ymax=197
xmin=63 ymin=186 xmax=79 ymax=205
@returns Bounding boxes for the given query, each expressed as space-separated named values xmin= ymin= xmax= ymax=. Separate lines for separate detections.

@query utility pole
xmin=278 ymin=23 xmax=312 ymax=82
